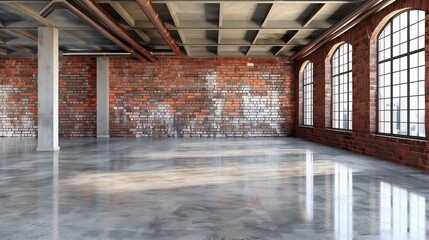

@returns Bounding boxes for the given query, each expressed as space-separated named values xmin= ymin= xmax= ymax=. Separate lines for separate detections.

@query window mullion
xmin=406 ymin=12 xmax=410 ymax=136
xmin=303 ymin=70 xmax=305 ymax=125
xmin=390 ymin=23 xmax=394 ymax=135
xmin=346 ymin=46 xmax=349 ymax=129
xmin=337 ymin=56 xmax=340 ymax=128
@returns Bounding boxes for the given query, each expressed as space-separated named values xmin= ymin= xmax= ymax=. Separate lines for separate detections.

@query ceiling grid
xmin=0 ymin=0 xmax=366 ymax=57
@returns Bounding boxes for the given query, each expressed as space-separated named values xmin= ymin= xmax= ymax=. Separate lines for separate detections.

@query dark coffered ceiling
xmin=0 ymin=0 xmax=366 ymax=58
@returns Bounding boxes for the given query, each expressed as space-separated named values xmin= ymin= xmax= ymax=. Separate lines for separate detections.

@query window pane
xmin=419 ymin=66 xmax=425 ymax=80
xmin=410 ymin=82 xmax=418 ymax=96
xmin=410 ymin=24 xmax=418 ymax=39
xmin=384 ymin=86 xmax=391 ymax=98
xmin=419 ymin=124 xmax=425 ymax=137
xmin=385 ymin=111 xmax=391 ymax=121
xmin=416 ymin=82 xmax=423 ymax=94
xmin=410 ymin=10 xmax=419 ymax=24
xmin=386 ymin=122 xmax=392 ymax=134
xmin=410 ymin=39 xmax=419 ymax=52
xmin=379 ymin=122 xmax=385 ymax=133
xmin=410 ymin=110 xmax=418 ymax=122
xmin=410 ymin=96 xmax=418 ymax=109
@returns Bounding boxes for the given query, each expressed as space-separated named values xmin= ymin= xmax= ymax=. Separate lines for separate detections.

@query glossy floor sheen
xmin=0 ymin=138 xmax=428 ymax=240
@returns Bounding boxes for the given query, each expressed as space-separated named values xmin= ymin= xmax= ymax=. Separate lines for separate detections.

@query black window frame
xmin=376 ymin=9 xmax=426 ymax=139
xmin=331 ymin=43 xmax=353 ymax=130
xmin=303 ymin=62 xmax=314 ymax=126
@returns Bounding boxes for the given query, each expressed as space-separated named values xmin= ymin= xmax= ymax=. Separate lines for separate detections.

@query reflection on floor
xmin=0 ymin=137 xmax=427 ymax=239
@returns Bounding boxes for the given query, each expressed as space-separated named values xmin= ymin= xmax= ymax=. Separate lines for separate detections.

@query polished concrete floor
xmin=0 ymin=137 xmax=428 ymax=240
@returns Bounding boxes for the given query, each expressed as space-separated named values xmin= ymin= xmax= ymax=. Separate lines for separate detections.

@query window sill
xmin=371 ymin=133 xmax=426 ymax=142
xmin=326 ymin=128 xmax=352 ymax=134
xmin=298 ymin=125 xmax=314 ymax=129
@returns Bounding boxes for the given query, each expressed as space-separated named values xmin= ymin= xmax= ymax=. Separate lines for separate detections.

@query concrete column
xmin=97 ymin=57 xmax=109 ymax=137
xmin=37 ymin=27 xmax=59 ymax=151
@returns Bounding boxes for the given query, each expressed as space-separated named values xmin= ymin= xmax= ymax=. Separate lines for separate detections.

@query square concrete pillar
xmin=37 ymin=27 xmax=59 ymax=151
xmin=97 ymin=57 xmax=109 ymax=137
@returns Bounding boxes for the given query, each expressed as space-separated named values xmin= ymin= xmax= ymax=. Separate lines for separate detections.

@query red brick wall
xmin=0 ymin=56 xmax=293 ymax=137
xmin=59 ymin=57 xmax=96 ymax=137
xmin=0 ymin=57 xmax=97 ymax=137
xmin=295 ymin=0 xmax=429 ymax=170
xmin=0 ymin=58 xmax=38 ymax=137
xmin=109 ymin=57 xmax=294 ymax=137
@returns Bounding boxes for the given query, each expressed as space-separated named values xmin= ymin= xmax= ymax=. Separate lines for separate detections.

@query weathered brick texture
xmin=295 ymin=0 xmax=429 ymax=170
xmin=59 ymin=57 xmax=97 ymax=137
xmin=0 ymin=57 xmax=97 ymax=137
xmin=0 ymin=58 xmax=38 ymax=137
xmin=109 ymin=57 xmax=294 ymax=137
xmin=0 ymin=56 xmax=293 ymax=138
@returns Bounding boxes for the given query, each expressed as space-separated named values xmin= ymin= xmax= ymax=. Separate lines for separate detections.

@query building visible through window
xmin=377 ymin=10 xmax=425 ymax=137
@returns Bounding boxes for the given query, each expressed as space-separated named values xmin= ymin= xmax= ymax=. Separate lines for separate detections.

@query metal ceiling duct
xmin=39 ymin=0 xmax=151 ymax=62
xmin=75 ymin=0 xmax=156 ymax=62
xmin=135 ymin=0 xmax=181 ymax=56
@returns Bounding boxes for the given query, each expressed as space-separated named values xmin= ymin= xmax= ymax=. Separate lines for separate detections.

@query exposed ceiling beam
xmin=75 ymin=0 xmax=155 ymax=61
xmin=134 ymin=30 xmax=151 ymax=43
xmin=39 ymin=0 xmax=63 ymax=18
xmin=218 ymin=3 xmax=223 ymax=29
xmin=0 ymin=1 xmax=48 ymax=2
xmin=109 ymin=2 xmax=151 ymax=44
xmin=0 ymin=0 xmax=366 ymax=58
xmin=0 ymin=24 xmax=329 ymax=31
xmin=63 ymin=29 xmax=103 ymax=51
xmin=97 ymin=0 xmax=364 ymax=3
xmin=274 ymin=31 xmax=299 ymax=56
xmin=10 ymin=46 xmax=35 ymax=55
xmin=0 ymin=0 xmax=364 ymax=2
xmin=62 ymin=0 xmax=150 ymax=62
xmin=246 ymin=3 xmax=275 ymax=56
xmin=0 ymin=26 xmax=330 ymax=32
xmin=302 ymin=4 xmax=326 ymax=28
xmin=217 ymin=2 xmax=223 ymax=55
xmin=9 ymin=3 xmax=54 ymax=27
xmin=110 ymin=2 xmax=134 ymax=27
xmin=11 ymin=29 xmax=37 ymax=41
xmin=0 ymin=40 xmax=118 ymax=46
xmin=1 ymin=20 xmax=43 ymax=29
xmin=0 ymin=41 xmax=301 ymax=47
xmin=9 ymin=2 xmax=87 ymax=45
xmin=135 ymin=0 xmax=181 ymax=56
xmin=63 ymin=30 xmax=86 ymax=44
xmin=141 ymin=25 xmax=330 ymax=31
xmin=292 ymin=0 xmax=396 ymax=60
xmin=166 ymin=3 xmax=189 ymax=56
xmin=0 ymin=48 xmax=7 ymax=56
xmin=179 ymin=43 xmax=299 ymax=46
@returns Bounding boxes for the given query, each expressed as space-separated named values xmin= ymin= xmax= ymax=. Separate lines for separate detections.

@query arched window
xmin=303 ymin=62 xmax=313 ymax=126
xmin=377 ymin=10 xmax=425 ymax=137
xmin=331 ymin=43 xmax=352 ymax=130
